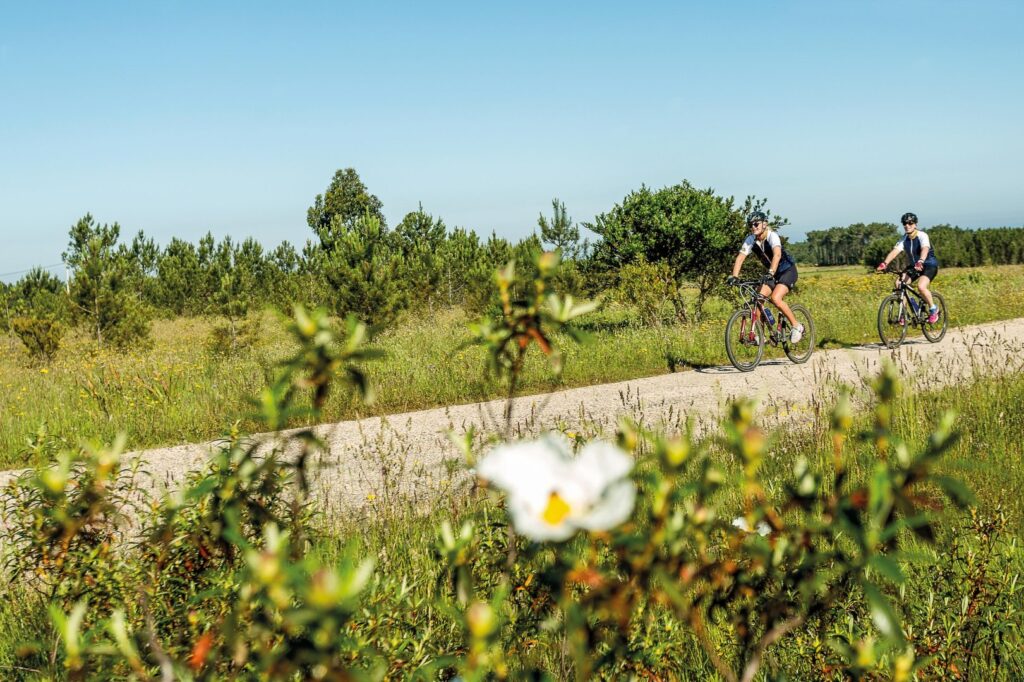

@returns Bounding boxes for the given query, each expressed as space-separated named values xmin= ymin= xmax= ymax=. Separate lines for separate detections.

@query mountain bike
xmin=724 ymin=279 xmax=815 ymax=372
xmin=876 ymin=266 xmax=948 ymax=349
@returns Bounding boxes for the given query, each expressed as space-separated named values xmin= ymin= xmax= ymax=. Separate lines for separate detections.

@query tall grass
xmin=1 ymin=365 xmax=1022 ymax=679
xmin=2 ymin=264 xmax=1023 ymax=468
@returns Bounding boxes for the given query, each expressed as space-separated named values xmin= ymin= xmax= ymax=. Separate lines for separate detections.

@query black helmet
xmin=747 ymin=211 xmax=768 ymax=227
xmin=901 ymin=212 xmax=918 ymax=226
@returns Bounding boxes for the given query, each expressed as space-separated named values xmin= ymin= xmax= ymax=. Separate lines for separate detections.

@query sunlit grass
xmin=1 ymin=264 xmax=1023 ymax=468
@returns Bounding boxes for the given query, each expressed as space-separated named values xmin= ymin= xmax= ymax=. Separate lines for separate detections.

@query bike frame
xmin=885 ymin=268 xmax=931 ymax=325
xmin=734 ymin=280 xmax=789 ymax=345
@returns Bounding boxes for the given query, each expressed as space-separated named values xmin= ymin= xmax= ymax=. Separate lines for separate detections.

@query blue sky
xmin=1 ymin=0 xmax=1022 ymax=280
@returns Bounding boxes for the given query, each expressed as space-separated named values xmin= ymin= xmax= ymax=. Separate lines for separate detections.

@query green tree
xmin=395 ymin=204 xmax=448 ymax=307
xmin=63 ymin=214 xmax=149 ymax=348
xmin=538 ymin=198 xmax=580 ymax=257
xmin=321 ymin=214 xmax=407 ymax=326
xmin=307 ymin=168 xmax=386 ymax=249
xmin=588 ymin=181 xmax=769 ymax=320
xmin=13 ymin=267 xmax=69 ymax=322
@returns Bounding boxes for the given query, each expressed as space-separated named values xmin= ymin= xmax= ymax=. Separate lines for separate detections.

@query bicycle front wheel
xmin=725 ymin=308 xmax=764 ymax=372
xmin=877 ymin=294 xmax=907 ymax=349
xmin=922 ymin=291 xmax=948 ymax=343
xmin=782 ymin=304 xmax=815 ymax=364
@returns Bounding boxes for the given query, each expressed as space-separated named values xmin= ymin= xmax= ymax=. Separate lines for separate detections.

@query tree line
xmin=790 ymin=222 xmax=1024 ymax=268
xmin=3 ymin=167 xmax=1023 ymax=358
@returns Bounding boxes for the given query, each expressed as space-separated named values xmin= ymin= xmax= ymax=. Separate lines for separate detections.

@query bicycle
xmin=875 ymin=266 xmax=948 ymax=349
xmin=724 ymin=278 xmax=815 ymax=372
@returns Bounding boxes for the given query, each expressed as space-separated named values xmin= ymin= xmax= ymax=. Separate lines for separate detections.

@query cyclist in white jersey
xmin=727 ymin=211 xmax=805 ymax=343
xmin=876 ymin=212 xmax=940 ymax=323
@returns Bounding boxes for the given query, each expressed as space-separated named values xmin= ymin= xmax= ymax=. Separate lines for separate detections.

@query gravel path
xmin=3 ymin=318 xmax=1023 ymax=511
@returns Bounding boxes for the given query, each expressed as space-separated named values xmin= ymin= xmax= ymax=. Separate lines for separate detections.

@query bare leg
xmin=770 ymin=284 xmax=798 ymax=327
xmin=917 ymin=275 xmax=934 ymax=308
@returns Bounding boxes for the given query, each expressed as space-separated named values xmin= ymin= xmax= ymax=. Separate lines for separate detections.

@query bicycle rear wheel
xmin=877 ymin=294 xmax=907 ymax=349
xmin=782 ymin=304 xmax=815 ymax=364
xmin=922 ymin=291 xmax=948 ymax=343
xmin=725 ymin=308 xmax=764 ymax=372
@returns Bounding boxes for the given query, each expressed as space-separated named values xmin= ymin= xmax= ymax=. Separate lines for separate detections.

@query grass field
xmin=1 ymin=264 xmax=1023 ymax=469
xmin=2 ymin=362 xmax=1022 ymax=679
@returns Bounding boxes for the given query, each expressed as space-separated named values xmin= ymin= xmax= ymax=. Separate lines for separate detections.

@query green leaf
xmin=868 ymin=554 xmax=905 ymax=584
xmin=932 ymin=475 xmax=975 ymax=508
xmin=861 ymin=580 xmax=904 ymax=642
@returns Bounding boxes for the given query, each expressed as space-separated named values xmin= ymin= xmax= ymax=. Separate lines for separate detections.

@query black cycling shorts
xmin=908 ymin=264 xmax=938 ymax=281
xmin=766 ymin=267 xmax=798 ymax=290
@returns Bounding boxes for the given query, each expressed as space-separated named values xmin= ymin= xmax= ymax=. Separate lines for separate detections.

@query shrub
xmin=12 ymin=315 xmax=65 ymax=362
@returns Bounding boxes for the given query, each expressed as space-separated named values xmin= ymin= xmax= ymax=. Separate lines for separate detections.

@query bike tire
xmin=877 ymin=294 xmax=907 ymax=349
xmin=921 ymin=291 xmax=948 ymax=343
xmin=782 ymin=304 xmax=815 ymax=364
xmin=725 ymin=308 xmax=764 ymax=372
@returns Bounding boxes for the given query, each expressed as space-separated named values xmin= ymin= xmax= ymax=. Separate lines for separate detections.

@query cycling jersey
xmin=896 ymin=231 xmax=939 ymax=267
xmin=740 ymin=230 xmax=795 ymax=273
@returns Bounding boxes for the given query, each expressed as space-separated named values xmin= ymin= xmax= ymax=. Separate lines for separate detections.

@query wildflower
xmin=478 ymin=433 xmax=635 ymax=542
xmin=39 ymin=368 xmax=49 ymax=374
xmin=732 ymin=516 xmax=771 ymax=536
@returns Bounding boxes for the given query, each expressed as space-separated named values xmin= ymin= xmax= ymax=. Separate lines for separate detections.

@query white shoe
xmin=790 ymin=324 xmax=804 ymax=344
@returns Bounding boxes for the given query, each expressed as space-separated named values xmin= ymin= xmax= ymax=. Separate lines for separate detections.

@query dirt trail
xmin=3 ymin=319 xmax=1023 ymax=510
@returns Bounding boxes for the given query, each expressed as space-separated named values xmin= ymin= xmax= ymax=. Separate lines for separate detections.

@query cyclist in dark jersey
xmin=876 ymin=212 xmax=940 ymax=323
xmin=727 ymin=211 xmax=804 ymax=343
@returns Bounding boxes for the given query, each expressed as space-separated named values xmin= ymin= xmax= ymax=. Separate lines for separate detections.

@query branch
xmin=740 ymin=615 xmax=805 ymax=682
xmin=690 ymin=612 xmax=738 ymax=682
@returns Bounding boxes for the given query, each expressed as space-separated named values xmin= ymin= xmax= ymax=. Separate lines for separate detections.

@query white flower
xmin=477 ymin=433 xmax=635 ymax=542
xmin=732 ymin=516 xmax=771 ymax=537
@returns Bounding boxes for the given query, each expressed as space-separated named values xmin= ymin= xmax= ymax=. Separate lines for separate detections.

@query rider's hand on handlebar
xmin=726 ymin=275 xmax=738 ymax=286
xmin=914 ymin=261 xmax=924 ymax=272
xmin=876 ymin=261 xmax=888 ymax=273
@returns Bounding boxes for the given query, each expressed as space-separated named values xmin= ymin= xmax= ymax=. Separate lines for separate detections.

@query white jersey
xmin=740 ymin=231 xmax=783 ymax=255
xmin=740 ymin=230 xmax=795 ymax=272
xmin=894 ymin=230 xmax=931 ymax=252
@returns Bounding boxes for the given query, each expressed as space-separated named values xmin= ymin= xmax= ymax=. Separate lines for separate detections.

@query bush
xmin=615 ymin=257 xmax=678 ymax=326
xmin=11 ymin=316 xmax=64 ymax=362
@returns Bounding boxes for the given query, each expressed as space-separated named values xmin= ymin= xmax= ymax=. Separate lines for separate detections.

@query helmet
xmin=746 ymin=211 xmax=768 ymax=227
xmin=901 ymin=212 xmax=918 ymax=226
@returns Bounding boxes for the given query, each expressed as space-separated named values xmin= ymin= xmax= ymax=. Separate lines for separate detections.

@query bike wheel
xmin=922 ymin=291 xmax=948 ymax=343
xmin=782 ymin=304 xmax=815 ymax=364
xmin=877 ymin=294 xmax=907 ymax=349
xmin=725 ymin=308 xmax=764 ymax=372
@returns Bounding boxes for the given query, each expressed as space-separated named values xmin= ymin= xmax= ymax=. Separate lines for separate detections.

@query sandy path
xmin=3 ymin=318 xmax=1023 ymax=510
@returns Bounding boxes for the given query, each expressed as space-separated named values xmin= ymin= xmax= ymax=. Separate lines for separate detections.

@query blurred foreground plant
xmin=448 ymin=361 xmax=976 ymax=681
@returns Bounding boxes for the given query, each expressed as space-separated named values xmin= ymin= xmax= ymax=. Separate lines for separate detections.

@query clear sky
xmin=1 ymin=0 xmax=1022 ymax=280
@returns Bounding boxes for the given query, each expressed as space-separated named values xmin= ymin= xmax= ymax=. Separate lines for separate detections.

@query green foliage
xmin=587 ymin=181 xmax=777 ymax=320
xmin=12 ymin=315 xmax=65 ymax=362
xmin=615 ymin=256 xmax=678 ymax=327
xmin=467 ymin=252 xmax=598 ymax=425
xmin=538 ymin=197 xmax=581 ymax=257
xmin=307 ymin=167 xmax=387 ymax=249
xmin=791 ymin=222 xmax=897 ymax=266
xmin=11 ymin=267 xmax=70 ymax=322
xmin=436 ymin=363 xmax=977 ymax=681
xmin=0 ymin=437 xmax=139 ymax=607
xmin=2 ymin=262 xmax=1021 ymax=680
xmin=394 ymin=204 xmax=449 ymax=308
xmin=319 ymin=214 xmax=409 ymax=326
xmin=63 ymin=214 xmax=151 ymax=349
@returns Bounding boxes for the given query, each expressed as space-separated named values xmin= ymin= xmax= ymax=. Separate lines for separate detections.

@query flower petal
xmin=572 ymin=441 xmax=633 ymax=496
xmin=576 ymin=479 xmax=636 ymax=532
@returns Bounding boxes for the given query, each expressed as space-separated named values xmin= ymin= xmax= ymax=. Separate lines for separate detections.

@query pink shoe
xmin=927 ymin=310 xmax=939 ymax=324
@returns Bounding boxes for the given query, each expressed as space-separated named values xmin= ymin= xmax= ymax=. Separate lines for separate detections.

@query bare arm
xmin=731 ymin=252 xmax=747 ymax=278
xmin=769 ymin=247 xmax=782 ymax=275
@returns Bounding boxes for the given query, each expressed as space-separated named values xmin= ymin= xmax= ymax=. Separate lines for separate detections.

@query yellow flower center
xmin=542 ymin=492 xmax=572 ymax=526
